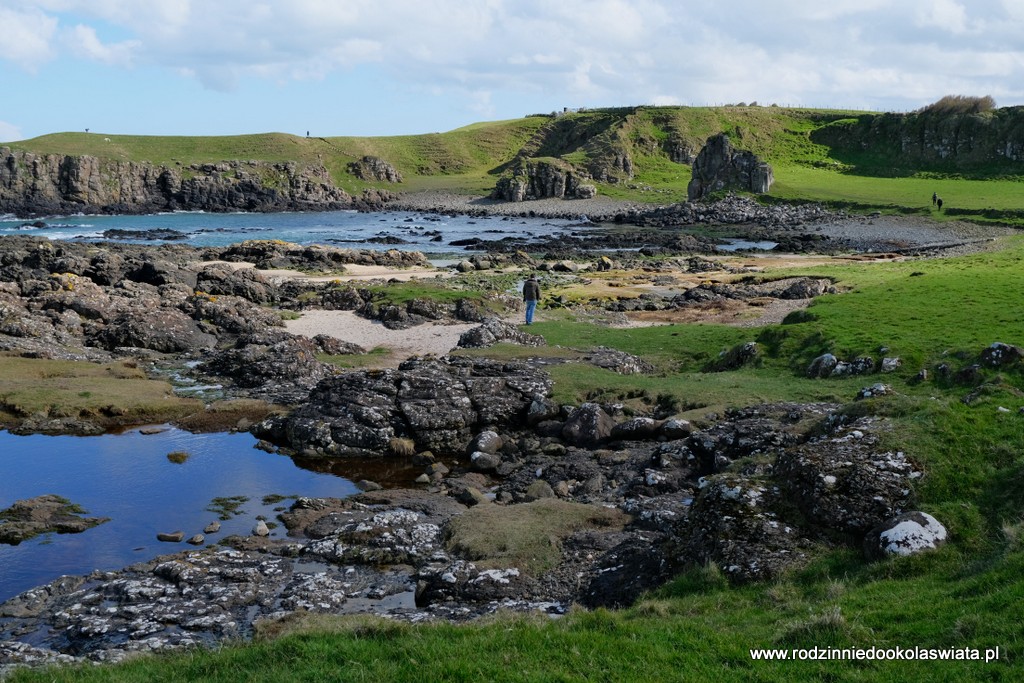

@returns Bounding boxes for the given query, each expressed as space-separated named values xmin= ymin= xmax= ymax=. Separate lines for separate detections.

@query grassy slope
xmin=10 ymin=105 xmax=1023 ymax=219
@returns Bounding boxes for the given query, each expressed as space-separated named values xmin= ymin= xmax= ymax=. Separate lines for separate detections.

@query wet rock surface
xmin=0 ymin=495 xmax=110 ymax=545
xmin=1 ymin=398 xmax=930 ymax=670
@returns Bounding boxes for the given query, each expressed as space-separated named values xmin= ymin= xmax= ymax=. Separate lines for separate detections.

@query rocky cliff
xmin=810 ymin=106 xmax=1024 ymax=174
xmin=0 ymin=148 xmax=388 ymax=217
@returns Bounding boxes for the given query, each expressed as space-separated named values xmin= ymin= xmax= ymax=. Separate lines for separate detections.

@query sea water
xmin=0 ymin=427 xmax=430 ymax=604
xmin=0 ymin=209 xmax=583 ymax=257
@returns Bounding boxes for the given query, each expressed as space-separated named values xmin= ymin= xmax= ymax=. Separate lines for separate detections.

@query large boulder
xmin=687 ymin=133 xmax=773 ymax=200
xmin=676 ymin=475 xmax=807 ymax=582
xmin=200 ymin=331 xmax=339 ymax=404
xmin=92 ymin=308 xmax=216 ymax=353
xmin=491 ymin=159 xmax=595 ymax=202
xmin=774 ymin=418 xmax=920 ymax=536
xmin=196 ymin=265 xmax=276 ymax=304
xmin=457 ymin=318 xmax=546 ymax=349
xmin=561 ymin=403 xmax=615 ymax=447
xmin=347 ymin=156 xmax=402 ymax=183
xmin=863 ymin=511 xmax=947 ymax=559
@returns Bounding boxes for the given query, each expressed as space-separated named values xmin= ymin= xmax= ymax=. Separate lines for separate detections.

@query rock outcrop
xmin=346 ymin=156 xmax=403 ymax=183
xmin=687 ymin=134 xmax=774 ymax=200
xmin=811 ymin=105 xmax=1024 ymax=173
xmin=252 ymin=357 xmax=554 ymax=456
xmin=491 ymin=160 xmax=596 ymax=202
xmin=0 ymin=148 xmax=387 ymax=217
xmin=0 ymin=495 xmax=109 ymax=545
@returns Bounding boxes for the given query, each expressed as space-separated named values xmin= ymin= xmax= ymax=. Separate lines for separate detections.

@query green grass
xmin=770 ymin=165 xmax=1024 ymax=217
xmin=444 ymin=498 xmax=630 ymax=575
xmin=11 ymin=105 xmax=1024 ymax=222
xmin=0 ymin=356 xmax=203 ymax=430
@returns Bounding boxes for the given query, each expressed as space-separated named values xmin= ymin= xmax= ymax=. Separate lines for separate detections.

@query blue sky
xmin=2 ymin=0 xmax=1022 ymax=142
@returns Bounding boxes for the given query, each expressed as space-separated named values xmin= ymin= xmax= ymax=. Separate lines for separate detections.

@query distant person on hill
xmin=523 ymin=274 xmax=541 ymax=325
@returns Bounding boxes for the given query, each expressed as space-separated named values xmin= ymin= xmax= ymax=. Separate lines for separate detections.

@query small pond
xmin=0 ymin=427 xmax=417 ymax=604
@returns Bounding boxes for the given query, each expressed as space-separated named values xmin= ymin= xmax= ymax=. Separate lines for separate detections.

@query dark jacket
xmin=523 ymin=278 xmax=541 ymax=301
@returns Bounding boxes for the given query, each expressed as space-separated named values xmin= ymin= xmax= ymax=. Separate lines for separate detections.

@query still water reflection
xmin=0 ymin=427 xmax=399 ymax=604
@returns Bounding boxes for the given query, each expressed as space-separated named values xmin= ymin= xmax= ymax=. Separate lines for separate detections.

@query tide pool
xmin=0 ymin=427 xmax=415 ymax=604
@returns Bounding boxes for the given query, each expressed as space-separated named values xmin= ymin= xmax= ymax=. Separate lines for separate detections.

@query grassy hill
xmin=8 ymin=104 xmax=1024 ymax=223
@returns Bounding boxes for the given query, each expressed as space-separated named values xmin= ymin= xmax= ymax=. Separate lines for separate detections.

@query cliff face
xmin=0 ymin=148 xmax=361 ymax=216
xmin=811 ymin=107 xmax=1024 ymax=173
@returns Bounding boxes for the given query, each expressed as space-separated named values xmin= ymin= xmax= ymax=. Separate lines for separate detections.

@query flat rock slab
xmin=0 ymin=494 xmax=110 ymax=545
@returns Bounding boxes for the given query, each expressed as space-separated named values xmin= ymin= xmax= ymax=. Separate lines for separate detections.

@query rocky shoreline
xmin=0 ymin=198 xmax=996 ymax=673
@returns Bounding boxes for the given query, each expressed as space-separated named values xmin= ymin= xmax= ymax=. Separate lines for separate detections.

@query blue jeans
xmin=525 ymin=299 xmax=537 ymax=324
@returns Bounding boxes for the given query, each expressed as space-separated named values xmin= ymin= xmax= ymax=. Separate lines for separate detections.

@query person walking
xmin=523 ymin=274 xmax=541 ymax=325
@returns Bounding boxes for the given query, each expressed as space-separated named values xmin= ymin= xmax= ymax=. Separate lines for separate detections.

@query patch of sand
xmin=200 ymin=260 xmax=449 ymax=284
xmin=285 ymin=310 xmax=478 ymax=366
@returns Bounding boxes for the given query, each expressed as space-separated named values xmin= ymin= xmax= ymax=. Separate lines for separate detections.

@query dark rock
xmin=561 ymin=403 xmax=615 ymax=447
xmin=706 ymin=341 xmax=758 ymax=371
xmin=676 ymin=474 xmax=807 ymax=582
xmin=201 ymin=331 xmax=338 ymax=404
xmin=92 ymin=308 xmax=217 ymax=353
xmin=687 ymin=133 xmax=774 ymax=200
xmin=0 ymin=495 xmax=109 ymax=545
xmin=980 ymin=342 xmax=1024 ymax=367
xmin=457 ymin=318 xmax=546 ymax=349
xmin=807 ymin=353 xmax=838 ymax=378
xmin=252 ymin=357 xmax=553 ymax=457
xmin=774 ymin=419 xmax=920 ymax=536
xmin=580 ymin=533 xmax=672 ymax=608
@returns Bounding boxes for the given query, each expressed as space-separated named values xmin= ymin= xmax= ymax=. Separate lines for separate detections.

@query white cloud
xmin=913 ymin=0 xmax=971 ymax=33
xmin=467 ymin=90 xmax=495 ymax=118
xmin=65 ymin=24 xmax=139 ymax=66
xmin=4 ymin=0 xmax=1024 ymax=116
xmin=0 ymin=6 xmax=58 ymax=70
xmin=0 ymin=120 xmax=24 ymax=142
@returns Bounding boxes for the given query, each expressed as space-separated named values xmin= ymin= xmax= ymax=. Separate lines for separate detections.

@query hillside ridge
xmin=3 ymin=105 xmax=1023 ymax=217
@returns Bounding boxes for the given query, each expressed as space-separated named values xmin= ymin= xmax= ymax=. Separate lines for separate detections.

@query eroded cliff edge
xmin=0 ymin=148 xmax=394 ymax=217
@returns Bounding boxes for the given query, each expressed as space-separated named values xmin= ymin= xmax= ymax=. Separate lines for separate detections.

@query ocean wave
xmin=45 ymin=231 xmax=106 ymax=240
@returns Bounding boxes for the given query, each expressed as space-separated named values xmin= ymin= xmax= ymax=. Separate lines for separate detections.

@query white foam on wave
xmin=44 ymin=231 xmax=105 ymax=240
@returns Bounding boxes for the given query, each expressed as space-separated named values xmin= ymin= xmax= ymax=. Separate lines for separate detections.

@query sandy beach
xmin=285 ymin=309 xmax=479 ymax=363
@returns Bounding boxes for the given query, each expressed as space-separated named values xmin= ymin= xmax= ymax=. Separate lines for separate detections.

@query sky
xmin=2 ymin=0 xmax=1023 ymax=142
